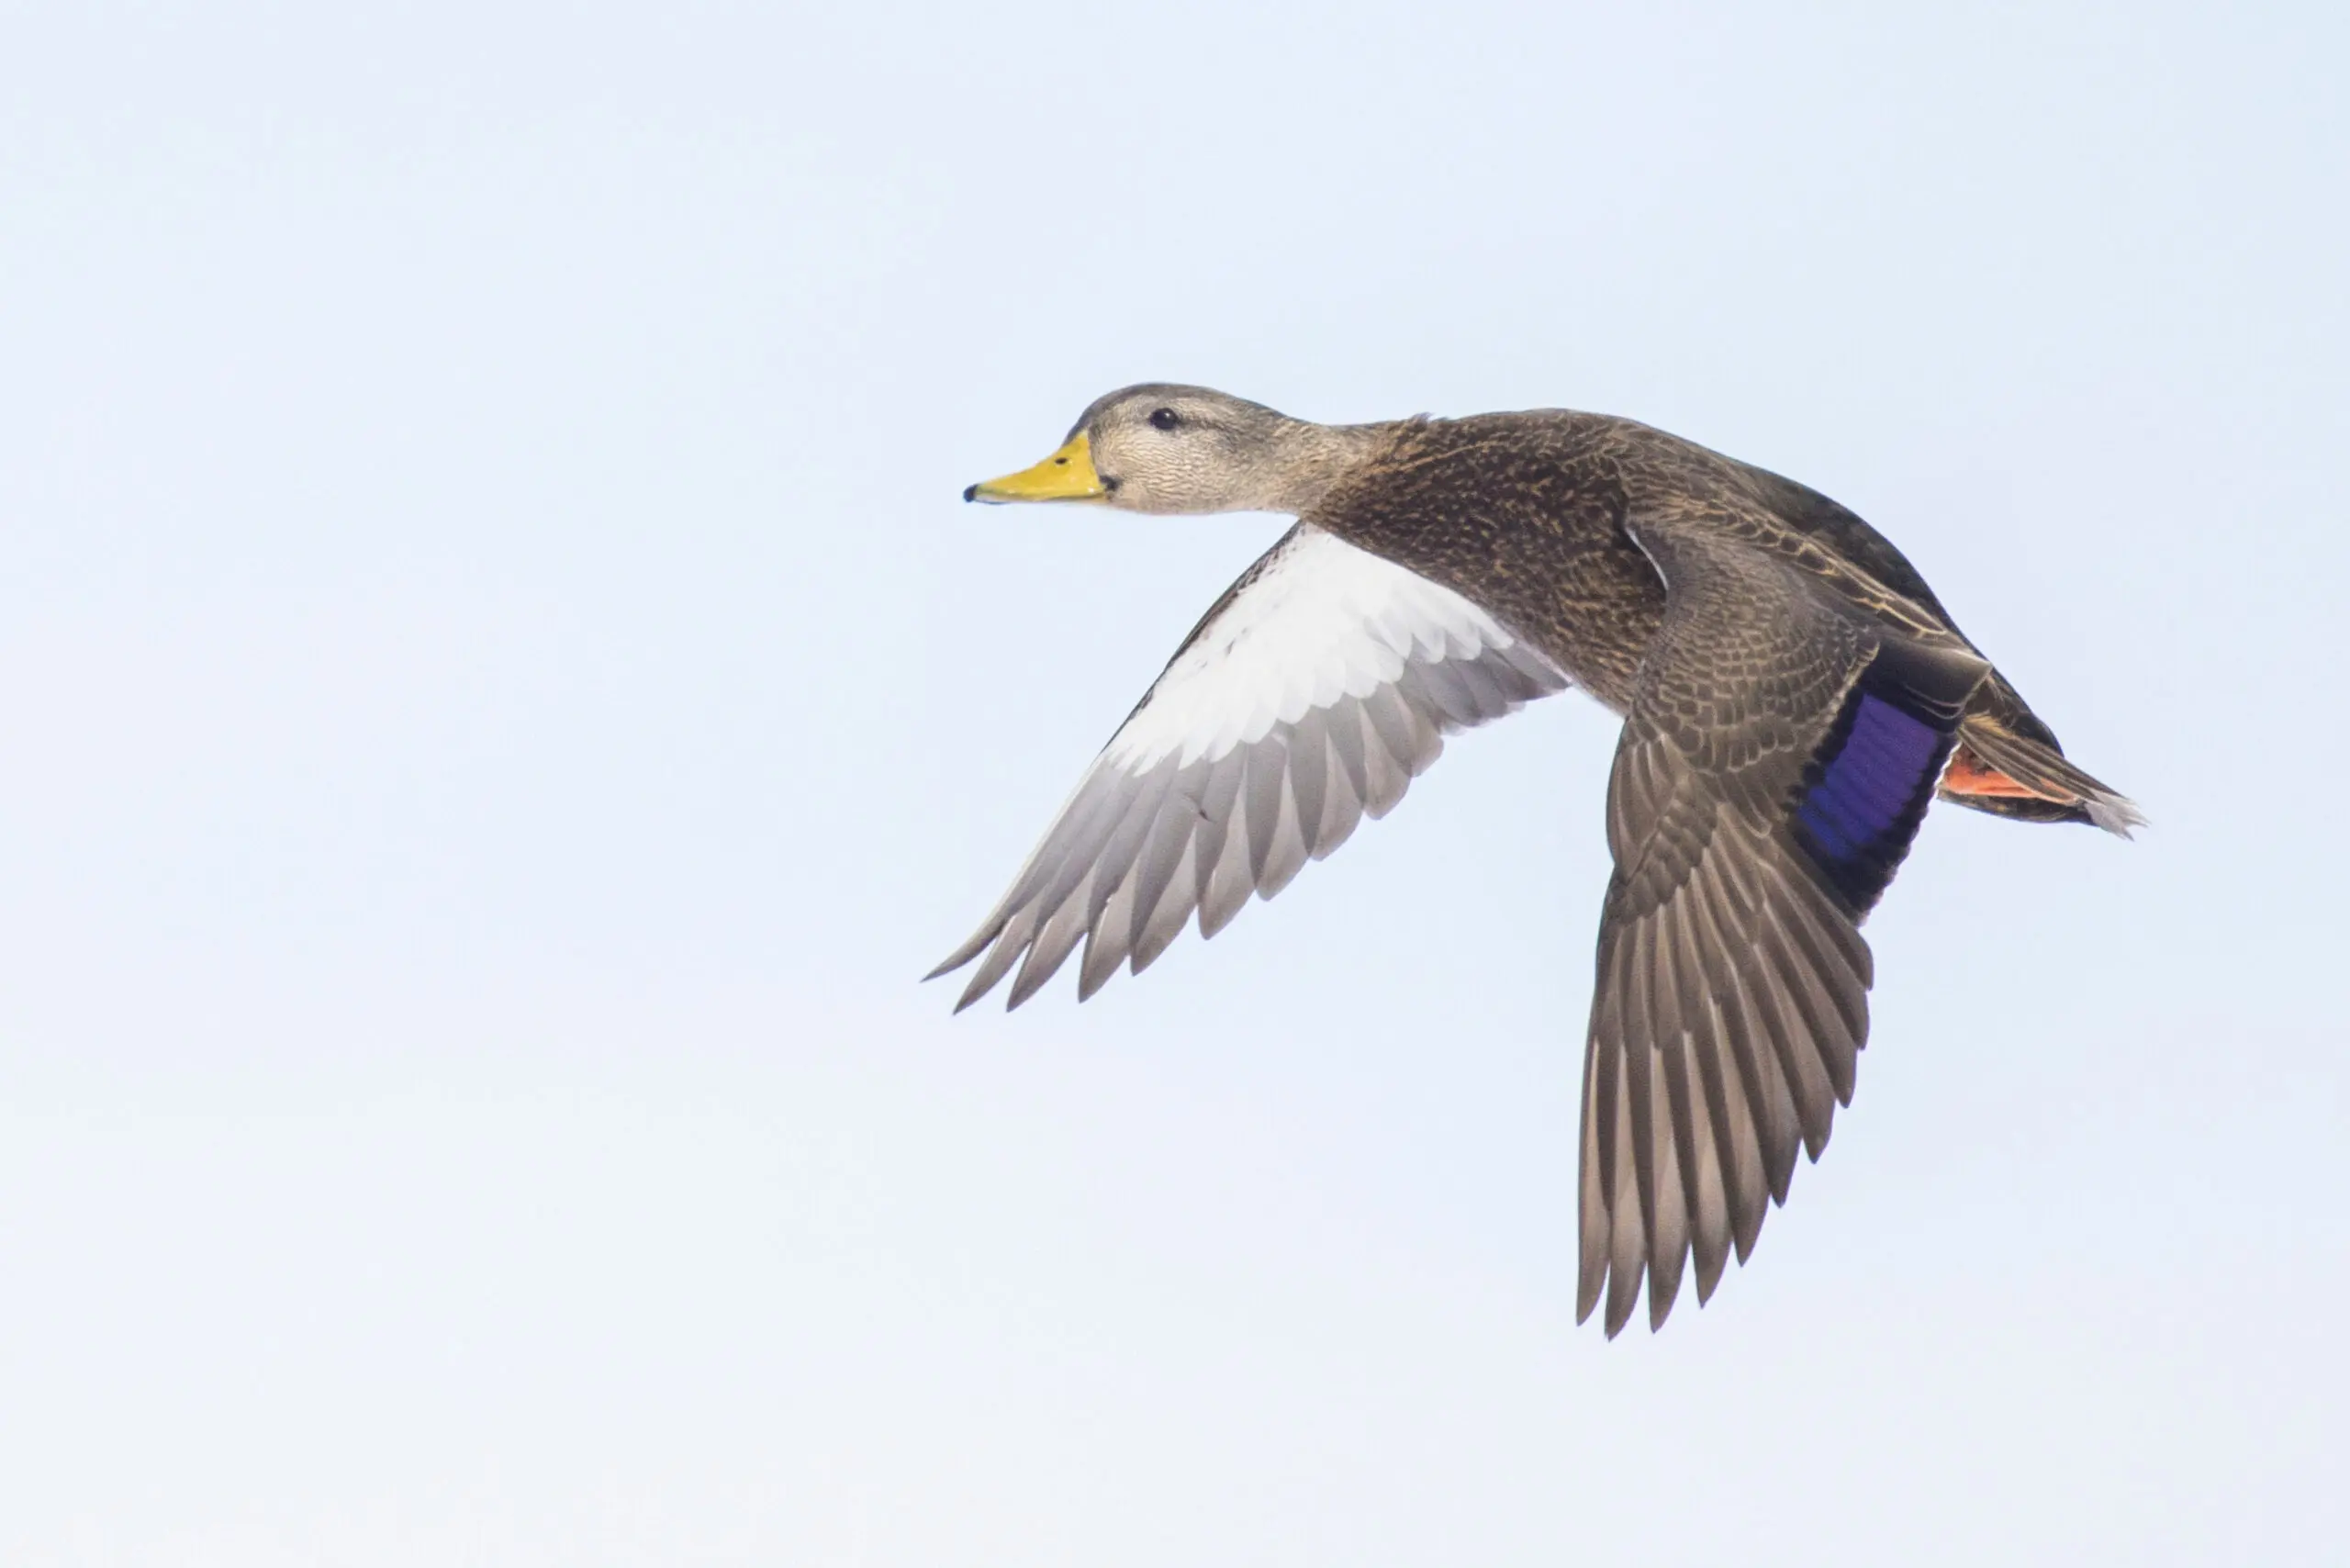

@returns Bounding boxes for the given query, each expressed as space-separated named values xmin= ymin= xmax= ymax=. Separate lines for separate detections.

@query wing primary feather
xmin=1382 ymin=666 xmax=1435 ymax=738
xmin=1686 ymin=857 xmax=1782 ymax=1255
xmin=1752 ymin=914 xmax=1843 ymax=1159
xmin=1131 ymin=835 xmax=1200 ymax=975
xmin=1773 ymin=859 xmax=1874 ymax=1031
xmin=1078 ymin=873 xmax=1140 ymax=1001
xmin=1186 ymin=751 xmax=1246 ymax=922
xmin=1326 ymin=696 xmax=1372 ymax=809
xmin=1683 ymin=988 xmax=1738 ymax=1305
xmin=1605 ymin=1034 xmax=1648 ymax=1338
xmin=1359 ymin=685 xmax=1433 ymax=801
xmin=1590 ymin=935 xmax=1628 ymax=1218
xmin=1312 ymin=730 xmax=1365 ymax=860
xmin=1647 ymin=1050 xmax=1694 ymax=1332
xmin=955 ymin=908 xmax=1039 ymax=1013
xmin=988 ymin=779 xmax=1135 ymax=928
xmin=1757 ymin=864 xmax=1869 ymax=1105
xmin=1623 ymin=918 xmax=1663 ymax=1327
xmin=926 ymin=927 xmax=998 ymax=984
xmin=1243 ymin=740 xmax=1287 ymax=883
xmin=925 ymin=778 xmax=1127 ymax=981
xmin=1080 ymin=764 xmax=1179 ymax=935
xmin=1255 ymin=763 xmax=1310 ymax=899
xmin=1659 ymin=897 xmax=1726 ymax=1311
xmin=1641 ymin=914 xmax=1694 ymax=1331
xmin=979 ymin=781 xmax=1154 ymax=984
xmin=1576 ymin=1037 xmax=1610 ymax=1324
xmin=1197 ymin=803 xmax=1256 ymax=938
xmin=1583 ymin=932 xmax=1631 ymax=1327
xmin=1125 ymin=763 xmax=1209 ymax=958
xmin=1360 ymin=726 xmax=1413 ymax=818
xmin=1704 ymin=840 xmax=1812 ymax=1196
xmin=1006 ymin=895 xmax=1091 ymax=1010
xmin=1286 ymin=710 xmax=1331 ymax=860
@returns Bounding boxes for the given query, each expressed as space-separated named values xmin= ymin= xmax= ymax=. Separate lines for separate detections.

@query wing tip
xmin=932 ymin=951 xmax=998 ymax=1013
xmin=923 ymin=941 xmax=985 ymax=985
xmin=1693 ymin=1249 xmax=1728 ymax=1306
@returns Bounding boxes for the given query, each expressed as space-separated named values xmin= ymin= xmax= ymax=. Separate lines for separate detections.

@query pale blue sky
xmin=1 ymin=3 xmax=2343 ymax=1563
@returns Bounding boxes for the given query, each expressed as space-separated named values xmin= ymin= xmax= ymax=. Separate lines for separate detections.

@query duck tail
xmin=1941 ymin=717 xmax=2144 ymax=838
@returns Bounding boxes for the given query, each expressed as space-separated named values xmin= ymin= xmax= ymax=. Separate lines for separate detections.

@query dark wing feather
xmin=1580 ymin=510 xmax=1987 ymax=1335
xmin=932 ymin=523 xmax=1568 ymax=1010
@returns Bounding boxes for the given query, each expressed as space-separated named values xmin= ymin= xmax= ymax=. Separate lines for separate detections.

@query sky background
xmin=2 ymin=2 xmax=2344 ymax=1562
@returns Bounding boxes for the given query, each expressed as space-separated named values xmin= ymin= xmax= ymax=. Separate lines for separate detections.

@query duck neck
xmin=1257 ymin=418 xmax=1395 ymax=515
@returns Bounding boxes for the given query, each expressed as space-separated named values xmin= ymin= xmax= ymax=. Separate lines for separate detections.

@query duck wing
xmin=931 ymin=522 xmax=1568 ymax=1011
xmin=1580 ymin=508 xmax=1990 ymax=1336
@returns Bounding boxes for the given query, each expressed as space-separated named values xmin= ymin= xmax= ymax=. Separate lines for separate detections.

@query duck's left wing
xmin=931 ymin=523 xmax=1567 ymax=1010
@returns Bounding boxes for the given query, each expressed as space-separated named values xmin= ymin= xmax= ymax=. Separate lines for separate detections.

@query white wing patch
xmin=1106 ymin=527 xmax=1536 ymax=770
xmin=931 ymin=524 xmax=1568 ymax=1010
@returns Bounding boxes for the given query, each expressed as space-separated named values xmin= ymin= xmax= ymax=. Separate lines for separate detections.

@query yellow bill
xmin=964 ymin=432 xmax=1107 ymax=504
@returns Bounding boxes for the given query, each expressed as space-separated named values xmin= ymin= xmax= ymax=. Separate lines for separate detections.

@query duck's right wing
xmin=1576 ymin=510 xmax=1991 ymax=1338
xmin=930 ymin=522 xmax=1568 ymax=1011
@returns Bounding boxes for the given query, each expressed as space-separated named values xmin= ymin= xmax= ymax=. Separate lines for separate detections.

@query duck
xmin=929 ymin=384 xmax=2139 ymax=1336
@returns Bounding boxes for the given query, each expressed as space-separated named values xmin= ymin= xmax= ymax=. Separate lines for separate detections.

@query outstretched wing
xmin=1579 ymin=511 xmax=1989 ymax=1336
xmin=931 ymin=523 xmax=1567 ymax=1011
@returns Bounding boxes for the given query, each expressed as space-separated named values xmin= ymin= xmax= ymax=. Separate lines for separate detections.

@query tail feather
xmin=1942 ymin=719 xmax=2143 ymax=838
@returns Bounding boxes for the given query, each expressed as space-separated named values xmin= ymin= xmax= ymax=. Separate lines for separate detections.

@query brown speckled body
xmin=1311 ymin=413 xmax=1667 ymax=711
xmin=1311 ymin=410 xmax=2077 ymax=815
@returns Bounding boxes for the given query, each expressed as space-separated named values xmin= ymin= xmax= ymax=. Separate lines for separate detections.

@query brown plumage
xmin=934 ymin=386 xmax=2140 ymax=1336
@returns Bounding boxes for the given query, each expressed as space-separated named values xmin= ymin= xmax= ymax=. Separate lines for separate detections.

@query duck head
xmin=965 ymin=384 xmax=1380 ymax=517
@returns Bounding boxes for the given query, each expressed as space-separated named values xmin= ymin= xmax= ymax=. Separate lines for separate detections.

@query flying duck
xmin=930 ymin=385 xmax=2139 ymax=1336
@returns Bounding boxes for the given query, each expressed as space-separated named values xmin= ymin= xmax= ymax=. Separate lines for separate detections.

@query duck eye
xmin=1147 ymin=408 xmax=1180 ymax=431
